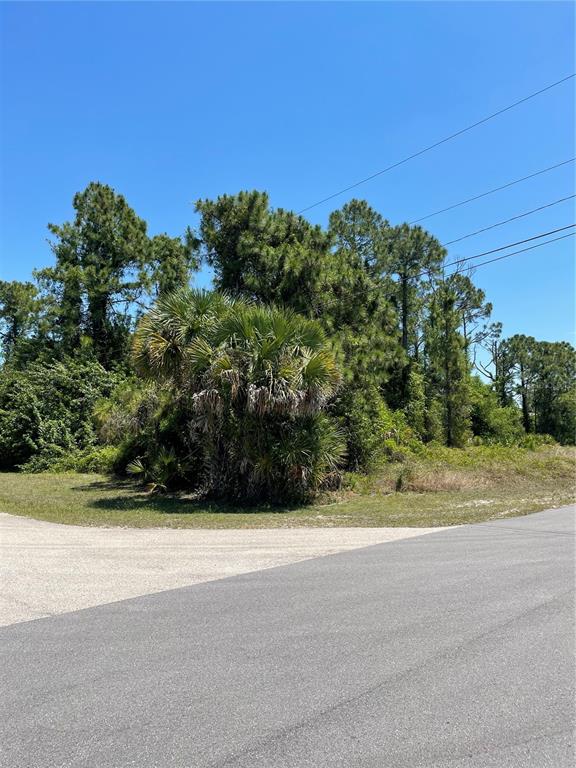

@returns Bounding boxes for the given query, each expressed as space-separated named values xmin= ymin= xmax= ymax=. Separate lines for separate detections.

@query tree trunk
xmin=494 ymin=342 xmax=507 ymax=405
xmin=519 ymin=364 xmax=531 ymax=433
xmin=401 ymin=272 xmax=409 ymax=352
xmin=444 ymin=306 xmax=453 ymax=447
xmin=400 ymin=272 xmax=410 ymax=405
xmin=462 ymin=314 xmax=469 ymax=361
xmin=88 ymin=293 xmax=109 ymax=364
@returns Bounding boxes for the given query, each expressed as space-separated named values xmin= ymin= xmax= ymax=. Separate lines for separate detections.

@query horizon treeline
xmin=0 ymin=183 xmax=574 ymax=499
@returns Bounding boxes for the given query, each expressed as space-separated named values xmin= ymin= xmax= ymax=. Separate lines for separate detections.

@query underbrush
xmin=21 ymin=445 xmax=121 ymax=474
xmin=345 ymin=444 xmax=576 ymax=495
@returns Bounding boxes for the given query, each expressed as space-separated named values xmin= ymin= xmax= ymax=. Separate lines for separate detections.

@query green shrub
xmin=404 ymin=366 xmax=426 ymax=439
xmin=20 ymin=445 xmax=121 ymax=474
xmin=95 ymin=378 xmax=204 ymax=488
xmin=0 ymin=359 xmax=122 ymax=470
xmin=332 ymin=385 xmax=383 ymax=471
xmin=19 ymin=444 xmax=72 ymax=473
xmin=543 ymin=388 xmax=576 ymax=445
xmin=0 ymin=372 xmax=41 ymax=468
xmin=126 ymin=447 xmax=189 ymax=494
xmin=75 ymin=446 xmax=120 ymax=473
xmin=520 ymin=433 xmax=556 ymax=451
xmin=424 ymin=397 xmax=445 ymax=444
xmin=469 ymin=377 xmax=524 ymax=446
xmin=333 ymin=384 xmax=418 ymax=472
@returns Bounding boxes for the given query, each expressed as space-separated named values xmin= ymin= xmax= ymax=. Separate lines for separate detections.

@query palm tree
xmin=131 ymin=292 xmax=345 ymax=500
xmin=189 ymin=303 xmax=344 ymax=499
xmin=132 ymin=287 xmax=237 ymax=383
xmin=190 ymin=304 xmax=340 ymax=416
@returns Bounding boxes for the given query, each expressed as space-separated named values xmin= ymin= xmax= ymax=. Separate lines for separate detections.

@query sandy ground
xmin=0 ymin=512 xmax=442 ymax=626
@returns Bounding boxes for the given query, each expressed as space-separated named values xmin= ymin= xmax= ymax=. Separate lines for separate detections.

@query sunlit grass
xmin=0 ymin=446 xmax=573 ymax=528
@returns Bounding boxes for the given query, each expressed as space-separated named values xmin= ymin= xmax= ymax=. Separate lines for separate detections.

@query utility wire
xmin=443 ymin=224 xmax=575 ymax=267
xmin=440 ymin=195 xmax=576 ymax=246
xmin=409 ymin=158 xmax=575 ymax=224
xmin=413 ymin=224 xmax=576 ymax=280
xmin=441 ymin=231 xmax=575 ymax=277
xmin=297 ymin=74 xmax=575 ymax=214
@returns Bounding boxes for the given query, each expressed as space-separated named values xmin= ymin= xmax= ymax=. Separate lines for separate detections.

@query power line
xmin=413 ymin=224 xmax=576 ymax=280
xmin=440 ymin=195 xmax=576 ymax=246
xmin=442 ymin=231 xmax=575 ymax=276
xmin=409 ymin=158 xmax=575 ymax=224
xmin=297 ymin=74 xmax=575 ymax=214
xmin=444 ymin=224 xmax=575 ymax=267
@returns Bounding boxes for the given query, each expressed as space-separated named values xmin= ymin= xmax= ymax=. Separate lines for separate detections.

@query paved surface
xmin=0 ymin=512 xmax=440 ymax=626
xmin=1 ymin=506 xmax=574 ymax=767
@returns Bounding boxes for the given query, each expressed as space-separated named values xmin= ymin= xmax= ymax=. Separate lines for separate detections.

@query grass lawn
xmin=1 ymin=445 xmax=574 ymax=528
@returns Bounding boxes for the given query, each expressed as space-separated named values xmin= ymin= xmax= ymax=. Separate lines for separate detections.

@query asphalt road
xmin=1 ymin=506 xmax=574 ymax=768
xmin=0 ymin=513 xmax=438 ymax=625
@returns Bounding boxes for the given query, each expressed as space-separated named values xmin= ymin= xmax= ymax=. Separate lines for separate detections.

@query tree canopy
xmin=1 ymin=181 xmax=573 ymax=500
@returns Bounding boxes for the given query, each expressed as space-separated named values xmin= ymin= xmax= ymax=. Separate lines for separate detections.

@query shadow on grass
xmin=73 ymin=477 xmax=136 ymax=492
xmin=72 ymin=477 xmax=305 ymax=516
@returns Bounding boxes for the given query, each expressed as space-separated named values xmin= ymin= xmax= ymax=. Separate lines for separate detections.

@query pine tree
xmin=425 ymin=279 xmax=471 ymax=447
xmin=376 ymin=223 xmax=445 ymax=405
xmin=35 ymin=182 xmax=197 ymax=366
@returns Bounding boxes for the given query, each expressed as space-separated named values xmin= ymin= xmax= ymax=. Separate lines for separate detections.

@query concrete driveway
xmin=0 ymin=512 xmax=441 ymax=625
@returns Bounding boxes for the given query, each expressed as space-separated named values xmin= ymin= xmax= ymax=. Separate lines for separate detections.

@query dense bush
xmin=96 ymin=381 xmax=204 ymax=489
xmin=0 ymin=359 xmax=121 ymax=471
xmin=130 ymin=289 xmax=346 ymax=501
xmin=519 ymin=433 xmax=556 ymax=450
xmin=403 ymin=366 xmax=426 ymax=440
xmin=469 ymin=377 xmax=524 ymax=446
xmin=21 ymin=445 xmax=121 ymax=474
xmin=538 ymin=387 xmax=576 ymax=446
xmin=334 ymin=384 xmax=417 ymax=471
xmin=0 ymin=372 xmax=41 ymax=468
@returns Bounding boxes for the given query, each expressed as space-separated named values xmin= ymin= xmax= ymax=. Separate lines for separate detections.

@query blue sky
xmin=1 ymin=1 xmax=574 ymax=343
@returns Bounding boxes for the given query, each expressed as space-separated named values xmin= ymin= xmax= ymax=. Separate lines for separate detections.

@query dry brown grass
xmin=403 ymin=469 xmax=483 ymax=493
xmin=350 ymin=444 xmax=576 ymax=496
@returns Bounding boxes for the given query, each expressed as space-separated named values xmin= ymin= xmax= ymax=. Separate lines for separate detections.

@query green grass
xmin=1 ymin=445 xmax=574 ymax=528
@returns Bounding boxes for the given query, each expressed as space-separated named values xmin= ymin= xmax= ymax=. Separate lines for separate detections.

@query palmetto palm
xmin=191 ymin=304 xmax=341 ymax=418
xmin=132 ymin=291 xmax=345 ymax=500
xmin=191 ymin=304 xmax=344 ymax=499
xmin=132 ymin=288 xmax=237 ymax=382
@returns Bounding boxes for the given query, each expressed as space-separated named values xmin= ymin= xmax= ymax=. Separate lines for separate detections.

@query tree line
xmin=0 ymin=183 xmax=574 ymax=498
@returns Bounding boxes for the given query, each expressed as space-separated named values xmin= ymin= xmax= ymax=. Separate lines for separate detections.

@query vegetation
xmin=0 ymin=358 xmax=121 ymax=471
xmin=131 ymin=290 xmax=344 ymax=500
xmin=0 ymin=445 xmax=572 ymax=528
xmin=1 ymin=181 xmax=574 ymax=513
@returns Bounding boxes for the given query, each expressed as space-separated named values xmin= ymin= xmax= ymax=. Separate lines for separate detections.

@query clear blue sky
xmin=1 ymin=1 xmax=574 ymax=343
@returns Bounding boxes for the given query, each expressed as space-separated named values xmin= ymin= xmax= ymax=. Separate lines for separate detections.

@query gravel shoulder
xmin=0 ymin=512 xmax=441 ymax=626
